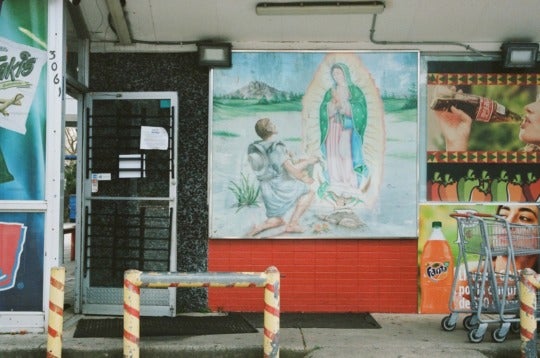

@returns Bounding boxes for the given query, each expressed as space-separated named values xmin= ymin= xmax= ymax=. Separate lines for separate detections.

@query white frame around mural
xmin=208 ymin=50 xmax=420 ymax=239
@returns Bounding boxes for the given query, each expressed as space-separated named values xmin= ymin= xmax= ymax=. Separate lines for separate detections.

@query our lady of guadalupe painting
xmin=209 ymin=51 xmax=419 ymax=238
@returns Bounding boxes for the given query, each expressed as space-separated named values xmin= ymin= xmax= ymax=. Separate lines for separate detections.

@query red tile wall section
xmin=208 ymin=239 xmax=418 ymax=313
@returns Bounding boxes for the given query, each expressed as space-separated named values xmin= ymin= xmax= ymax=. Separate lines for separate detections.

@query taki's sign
xmin=0 ymin=36 xmax=46 ymax=135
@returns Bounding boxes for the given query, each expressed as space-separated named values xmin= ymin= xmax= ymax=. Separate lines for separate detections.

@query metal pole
xmin=263 ymin=266 xmax=280 ymax=358
xmin=46 ymin=266 xmax=65 ymax=358
xmin=122 ymin=268 xmax=280 ymax=358
xmin=520 ymin=268 xmax=540 ymax=358
xmin=139 ymin=271 xmax=267 ymax=288
xmin=124 ymin=269 xmax=142 ymax=358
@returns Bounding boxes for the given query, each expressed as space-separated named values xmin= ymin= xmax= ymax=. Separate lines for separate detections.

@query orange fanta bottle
xmin=420 ymin=221 xmax=454 ymax=313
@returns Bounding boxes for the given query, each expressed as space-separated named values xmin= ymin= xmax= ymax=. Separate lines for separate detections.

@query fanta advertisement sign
xmin=425 ymin=261 xmax=450 ymax=282
xmin=0 ymin=222 xmax=27 ymax=291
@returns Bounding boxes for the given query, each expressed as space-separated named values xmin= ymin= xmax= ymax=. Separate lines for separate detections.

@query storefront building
xmin=1 ymin=0 xmax=539 ymax=332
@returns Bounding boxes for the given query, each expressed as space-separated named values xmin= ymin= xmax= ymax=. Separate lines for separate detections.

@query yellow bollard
xmin=519 ymin=268 xmax=540 ymax=358
xmin=124 ymin=270 xmax=142 ymax=358
xmin=46 ymin=266 xmax=65 ymax=358
xmin=123 ymin=268 xmax=279 ymax=357
xmin=263 ymin=266 xmax=280 ymax=358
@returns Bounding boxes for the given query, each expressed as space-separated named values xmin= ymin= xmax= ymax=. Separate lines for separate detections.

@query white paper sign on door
xmin=140 ymin=126 xmax=168 ymax=150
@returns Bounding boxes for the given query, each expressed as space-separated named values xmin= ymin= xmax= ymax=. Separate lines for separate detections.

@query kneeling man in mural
xmin=247 ymin=117 xmax=319 ymax=237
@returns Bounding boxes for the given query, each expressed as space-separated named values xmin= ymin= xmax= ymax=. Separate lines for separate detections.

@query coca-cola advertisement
xmin=426 ymin=61 xmax=540 ymax=203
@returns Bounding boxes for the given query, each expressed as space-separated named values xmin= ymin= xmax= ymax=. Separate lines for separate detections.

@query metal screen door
xmin=79 ymin=92 xmax=177 ymax=316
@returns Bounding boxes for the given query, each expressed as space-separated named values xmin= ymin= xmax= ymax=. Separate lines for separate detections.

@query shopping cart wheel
xmin=441 ymin=315 xmax=456 ymax=331
xmin=468 ymin=328 xmax=485 ymax=343
xmin=463 ymin=315 xmax=477 ymax=331
xmin=510 ymin=322 xmax=520 ymax=334
xmin=491 ymin=327 xmax=507 ymax=343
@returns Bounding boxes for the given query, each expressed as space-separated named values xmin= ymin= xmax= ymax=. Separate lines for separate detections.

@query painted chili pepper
xmin=490 ymin=170 xmax=509 ymax=202
xmin=470 ymin=170 xmax=492 ymax=202
xmin=438 ymin=174 xmax=458 ymax=202
xmin=427 ymin=171 xmax=442 ymax=201
xmin=457 ymin=168 xmax=479 ymax=202
xmin=523 ymin=172 xmax=540 ymax=202
xmin=507 ymin=173 xmax=526 ymax=202
xmin=470 ymin=181 xmax=492 ymax=202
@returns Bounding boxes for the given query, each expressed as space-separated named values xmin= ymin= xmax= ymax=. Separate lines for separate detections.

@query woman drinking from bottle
xmin=434 ymin=86 xmax=540 ymax=152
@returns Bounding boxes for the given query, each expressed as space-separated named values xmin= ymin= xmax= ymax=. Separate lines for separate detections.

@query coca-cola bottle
xmin=430 ymin=91 xmax=522 ymax=123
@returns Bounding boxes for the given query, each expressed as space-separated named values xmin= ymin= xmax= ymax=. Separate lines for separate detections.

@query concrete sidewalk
xmin=0 ymin=235 xmax=532 ymax=357
xmin=0 ymin=312 xmax=530 ymax=357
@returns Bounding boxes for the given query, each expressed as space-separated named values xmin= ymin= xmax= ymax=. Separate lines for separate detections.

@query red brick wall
xmin=208 ymin=239 xmax=418 ymax=313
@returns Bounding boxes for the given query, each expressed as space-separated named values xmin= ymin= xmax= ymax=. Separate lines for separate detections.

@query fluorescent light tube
xmin=256 ymin=1 xmax=385 ymax=15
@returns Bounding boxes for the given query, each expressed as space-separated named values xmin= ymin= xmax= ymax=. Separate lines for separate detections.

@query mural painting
xmin=209 ymin=51 xmax=418 ymax=238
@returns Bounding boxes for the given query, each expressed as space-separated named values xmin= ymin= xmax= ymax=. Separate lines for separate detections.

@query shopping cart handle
xmin=449 ymin=212 xmax=495 ymax=218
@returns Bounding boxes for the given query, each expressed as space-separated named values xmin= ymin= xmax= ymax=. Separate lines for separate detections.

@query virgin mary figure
xmin=302 ymin=53 xmax=385 ymax=209
xmin=319 ymin=63 xmax=369 ymax=190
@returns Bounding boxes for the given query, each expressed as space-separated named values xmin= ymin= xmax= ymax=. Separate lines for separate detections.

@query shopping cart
xmin=440 ymin=212 xmax=540 ymax=343
xmin=493 ymin=216 xmax=540 ymax=339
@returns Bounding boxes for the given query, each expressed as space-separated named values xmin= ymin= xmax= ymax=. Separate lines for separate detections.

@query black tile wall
xmin=90 ymin=52 xmax=209 ymax=311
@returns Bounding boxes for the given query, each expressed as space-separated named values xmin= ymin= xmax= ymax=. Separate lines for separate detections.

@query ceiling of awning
xmin=68 ymin=0 xmax=540 ymax=55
